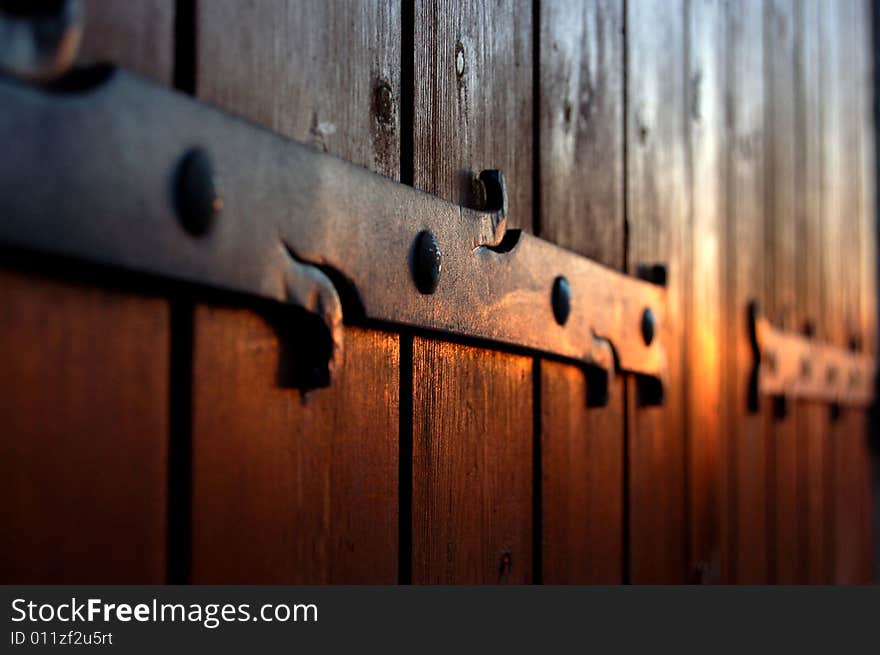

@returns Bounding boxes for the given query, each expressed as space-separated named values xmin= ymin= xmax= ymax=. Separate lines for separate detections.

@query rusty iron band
xmin=749 ymin=304 xmax=875 ymax=409
xmin=0 ymin=68 xmax=668 ymax=403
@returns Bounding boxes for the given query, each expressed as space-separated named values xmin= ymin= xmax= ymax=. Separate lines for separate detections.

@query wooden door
xmin=1 ymin=0 xmax=876 ymax=585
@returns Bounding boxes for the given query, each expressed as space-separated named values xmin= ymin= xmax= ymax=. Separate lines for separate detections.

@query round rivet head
xmin=551 ymin=276 xmax=571 ymax=325
xmin=641 ymin=307 xmax=656 ymax=346
xmin=413 ymin=230 xmax=441 ymax=294
xmin=175 ymin=148 xmax=220 ymax=236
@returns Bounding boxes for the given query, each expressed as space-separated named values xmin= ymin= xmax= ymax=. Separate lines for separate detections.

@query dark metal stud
xmin=175 ymin=147 xmax=220 ymax=236
xmin=637 ymin=375 xmax=665 ymax=406
xmin=641 ymin=307 xmax=656 ymax=346
xmin=413 ymin=230 xmax=441 ymax=294
xmin=638 ymin=262 xmax=668 ymax=287
xmin=551 ymin=275 xmax=571 ymax=326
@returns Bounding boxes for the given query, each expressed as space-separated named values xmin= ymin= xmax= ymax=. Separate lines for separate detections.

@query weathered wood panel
xmin=192 ymin=0 xmax=401 ymax=583
xmin=192 ymin=314 xmax=398 ymax=583
xmin=823 ymin=0 xmax=875 ymax=584
xmin=686 ymin=0 xmax=726 ymax=583
xmin=831 ymin=411 xmax=873 ymax=583
xmin=763 ymin=0 xmax=800 ymax=584
xmin=2 ymin=0 xmax=877 ymax=587
xmin=818 ymin=0 xmax=847 ymax=584
xmin=78 ymin=0 xmax=174 ymax=81
xmin=411 ymin=0 xmax=535 ymax=583
xmin=0 ymin=270 xmax=168 ymax=583
xmin=539 ymin=0 xmax=624 ymax=268
xmin=197 ymin=1 xmax=400 ymax=176
xmin=412 ymin=339 xmax=532 ymax=584
xmin=541 ymin=364 xmax=624 ymax=583
xmin=855 ymin=0 xmax=878 ymax=585
xmin=724 ymin=0 xmax=769 ymax=584
xmin=625 ymin=0 xmax=687 ymax=583
xmin=413 ymin=0 xmax=532 ymax=230
xmin=538 ymin=0 xmax=625 ymax=584
xmin=0 ymin=1 xmax=174 ymax=584
xmin=794 ymin=0 xmax=829 ymax=584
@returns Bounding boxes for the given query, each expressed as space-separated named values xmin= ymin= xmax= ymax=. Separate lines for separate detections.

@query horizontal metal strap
xmin=0 ymin=68 xmax=667 ymax=402
xmin=749 ymin=304 xmax=875 ymax=408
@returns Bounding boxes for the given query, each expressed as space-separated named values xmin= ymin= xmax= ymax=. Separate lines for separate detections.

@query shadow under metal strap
xmin=749 ymin=304 xmax=875 ymax=410
xmin=0 ymin=67 xmax=668 ymax=403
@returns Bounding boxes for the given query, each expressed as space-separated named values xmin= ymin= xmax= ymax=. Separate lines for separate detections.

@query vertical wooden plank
xmin=0 ymin=1 xmax=174 ymax=583
xmin=724 ymin=0 xmax=768 ymax=585
xmin=802 ymin=399 xmax=832 ymax=584
xmin=540 ymin=364 xmax=623 ymax=583
xmin=0 ymin=271 xmax=168 ymax=583
xmin=539 ymin=0 xmax=624 ymax=268
xmin=686 ymin=0 xmax=726 ymax=583
xmin=852 ymin=0 xmax=876 ymax=584
xmin=412 ymin=0 xmax=534 ymax=583
xmin=78 ymin=0 xmax=175 ymax=82
xmin=539 ymin=0 xmax=624 ymax=584
xmin=192 ymin=0 xmax=401 ymax=583
xmin=795 ymin=0 xmax=831 ymax=584
xmin=824 ymin=0 xmax=875 ymax=584
xmin=764 ymin=0 xmax=800 ymax=584
xmin=197 ymin=2 xmax=400 ymax=177
xmin=856 ymin=0 xmax=878 ymax=584
xmin=192 ymin=315 xmax=398 ymax=583
xmin=820 ymin=0 xmax=847 ymax=583
xmin=832 ymin=409 xmax=873 ymax=583
xmin=625 ymin=0 xmax=687 ymax=583
xmin=857 ymin=3 xmax=878 ymax=358
xmin=413 ymin=0 xmax=532 ymax=229
xmin=412 ymin=341 xmax=532 ymax=584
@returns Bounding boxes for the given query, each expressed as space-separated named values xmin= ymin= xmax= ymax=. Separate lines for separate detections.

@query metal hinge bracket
xmin=0 ymin=67 xmax=668 ymax=404
xmin=749 ymin=303 xmax=875 ymax=412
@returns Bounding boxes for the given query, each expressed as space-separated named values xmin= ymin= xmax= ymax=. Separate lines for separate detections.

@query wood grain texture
xmin=763 ymin=0 xmax=800 ymax=584
xmin=849 ymin=1 xmax=876 ymax=583
xmin=724 ymin=0 xmax=768 ymax=583
xmin=686 ymin=0 xmax=725 ymax=583
xmin=412 ymin=339 xmax=532 ymax=584
xmin=819 ymin=0 xmax=864 ymax=351
xmin=539 ymin=0 xmax=624 ymax=267
xmin=625 ymin=0 xmax=687 ymax=583
xmin=411 ymin=0 xmax=535 ymax=583
xmin=855 ymin=0 xmax=878 ymax=584
xmin=802 ymin=403 xmax=830 ymax=582
xmin=1 ymin=0 xmax=173 ymax=584
xmin=541 ymin=365 xmax=624 ymax=583
xmin=78 ymin=0 xmax=175 ymax=82
xmin=855 ymin=0 xmax=878 ymax=358
xmin=0 ymin=269 xmax=168 ymax=583
xmin=538 ymin=0 xmax=625 ymax=584
xmin=413 ymin=0 xmax=532 ymax=229
xmin=198 ymin=0 xmax=401 ymax=177
xmin=193 ymin=0 xmax=401 ymax=582
xmin=191 ymin=313 xmax=398 ymax=583
xmin=795 ymin=0 xmax=829 ymax=584
xmin=830 ymin=410 xmax=873 ymax=583
xmin=822 ymin=0 xmax=875 ymax=584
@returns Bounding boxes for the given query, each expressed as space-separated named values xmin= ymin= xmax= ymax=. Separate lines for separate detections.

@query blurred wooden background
xmin=1 ymin=0 xmax=876 ymax=583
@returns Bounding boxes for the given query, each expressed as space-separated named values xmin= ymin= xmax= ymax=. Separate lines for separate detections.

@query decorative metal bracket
xmin=0 ymin=68 xmax=668 ymax=403
xmin=749 ymin=304 xmax=875 ymax=410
